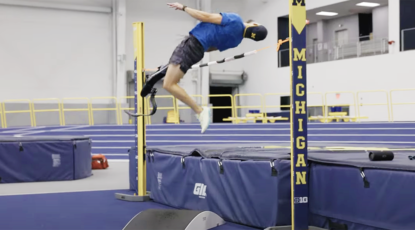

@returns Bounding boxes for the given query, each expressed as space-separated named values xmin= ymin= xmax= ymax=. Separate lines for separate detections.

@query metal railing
xmin=264 ymin=93 xmax=290 ymax=113
xmin=390 ymin=89 xmax=415 ymax=121
xmin=1 ymin=88 xmax=415 ymax=128
xmin=61 ymin=98 xmax=92 ymax=126
xmin=234 ymin=94 xmax=264 ymax=119
xmin=325 ymin=91 xmax=358 ymax=117
xmin=205 ymin=94 xmax=235 ymax=119
xmin=32 ymin=98 xmax=63 ymax=127
xmin=117 ymin=96 xmax=135 ymax=125
xmin=90 ymin=97 xmax=119 ymax=126
xmin=308 ymin=92 xmax=326 ymax=117
xmin=279 ymin=36 xmax=389 ymax=67
xmin=0 ymin=102 xmax=4 ymax=128
xmin=357 ymin=90 xmax=391 ymax=122
xmin=1 ymin=99 xmax=34 ymax=128
xmin=147 ymin=95 xmax=178 ymax=125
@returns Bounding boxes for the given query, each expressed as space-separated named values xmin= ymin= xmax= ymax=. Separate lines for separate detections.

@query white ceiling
xmin=306 ymin=0 xmax=389 ymax=23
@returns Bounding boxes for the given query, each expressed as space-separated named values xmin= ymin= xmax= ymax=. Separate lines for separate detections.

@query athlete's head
xmin=243 ymin=20 xmax=268 ymax=42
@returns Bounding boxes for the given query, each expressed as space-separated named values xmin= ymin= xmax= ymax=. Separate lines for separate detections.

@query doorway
xmin=335 ymin=29 xmax=349 ymax=46
xmin=209 ymin=86 xmax=233 ymax=123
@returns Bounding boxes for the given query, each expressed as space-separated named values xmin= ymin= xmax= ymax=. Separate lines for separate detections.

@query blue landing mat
xmin=0 ymin=136 xmax=92 ymax=183
xmin=0 ymin=190 xmax=258 ymax=230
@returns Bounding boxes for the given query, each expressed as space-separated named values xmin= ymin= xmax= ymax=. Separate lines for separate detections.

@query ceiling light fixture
xmin=356 ymin=2 xmax=380 ymax=7
xmin=316 ymin=11 xmax=338 ymax=16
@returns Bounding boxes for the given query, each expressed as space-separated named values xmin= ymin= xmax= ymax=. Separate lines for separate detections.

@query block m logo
xmin=292 ymin=0 xmax=305 ymax=6
xmin=293 ymin=48 xmax=306 ymax=61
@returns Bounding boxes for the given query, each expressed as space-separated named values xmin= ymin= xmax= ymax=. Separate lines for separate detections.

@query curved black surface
xmin=124 ymin=209 xmax=202 ymax=230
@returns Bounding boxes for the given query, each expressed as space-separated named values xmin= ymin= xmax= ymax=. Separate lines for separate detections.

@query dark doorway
xmin=209 ymin=86 xmax=233 ymax=123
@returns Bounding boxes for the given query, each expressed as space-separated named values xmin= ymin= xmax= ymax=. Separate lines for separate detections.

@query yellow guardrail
xmin=117 ymin=96 xmax=135 ymax=125
xmin=234 ymin=93 xmax=264 ymax=119
xmin=390 ymin=89 xmax=415 ymax=121
xmin=2 ymin=88 xmax=415 ymax=127
xmin=325 ymin=91 xmax=357 ymax=117
xmin=205 ymin=94 xmax=235 ymax=123
xmin=61 ymin=98 xmax=92 ymax=126
xmin=175 ymin=95 xmax=203 ymax=123
xmin=357 ymin=90 xmax=391 ymax=122
xmin=264 ymin=93 xmax=291 ymax=113
xmin=90 ymin=97 xmax=120 ymax=126
xmin=31 ymin=98 xmax=63 ymax=127
xmin=147 ymin=95 xmax=178 ymax=125
xmin=308 ymin=92 xmax=326 ymax=119
xmin=176 ymin=95 xmax=204 ymax=110
xmin=2 ymin=99 xmax=34 ymax=128
xmin=0 ymin=102 xmax=4 ymax=128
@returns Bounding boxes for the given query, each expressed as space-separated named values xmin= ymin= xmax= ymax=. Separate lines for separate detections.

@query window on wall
xmin=335 ymin=29 xmax=349 ymax=46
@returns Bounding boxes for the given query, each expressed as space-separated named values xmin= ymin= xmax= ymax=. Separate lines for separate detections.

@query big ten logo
xmin=193 ymin=183 xmax=207 ymax=199
xmin=294 ymin=196 xmax=308 ymax=204
xmin=157 ymin=173 xmax=162 ymax=190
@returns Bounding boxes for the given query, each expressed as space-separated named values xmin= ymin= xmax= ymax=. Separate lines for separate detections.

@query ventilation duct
xmin=209 ymin=70 xmax=246 ymax=87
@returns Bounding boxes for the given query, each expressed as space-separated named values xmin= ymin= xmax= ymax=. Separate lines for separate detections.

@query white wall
xmin=323 ymin=14 xmax=359 ymax=43
xmin=125 ymin=0 xmax=197 ymax=72
xmin=307 ymin=23 xmax=318 ymax=46
xmin=232 ymin=0 xmax=414 ymax=121
xmin=0 ymin=4 xmax=113 ymax=100
xmin=236 ymin=0 xmax=339 ymax=111
xmin=373 ymin=5 xmax=389 ymax=38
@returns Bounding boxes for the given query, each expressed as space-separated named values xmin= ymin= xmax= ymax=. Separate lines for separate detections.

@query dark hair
xmin=246 ymin=19 xmax=254 ymax=23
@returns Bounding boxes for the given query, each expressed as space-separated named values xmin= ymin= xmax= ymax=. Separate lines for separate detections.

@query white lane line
xmin=146 ymin=122 xmax=415 ymax=126
xmin=93 ymin=141 xmax=134 ymax=143
xmin=87 ymin=135 xmax=135 ymax=137
xmin=146 ymin=140 xmax=415 ymax=144
xmin=0 ymin=188 xmax=129 ymax=197
xmin=92 ymin=154 xmax=128 ymax=156
xmin=14 ymin=131 xmax=46 ymax=137
xmin=2 ymin=126 xmax=46 ymax=133
xmin=51 ymin=129 xmax=134 ymax=132
xmin=147 ymin=128 xmax=415 ymax=131
xmin=144 ymin=134 xmax=415 ymax=137
xmin=50 ymin=125 xmax=91 ymax=132
xmin=92 ymin=147 xmax=131 ymax=149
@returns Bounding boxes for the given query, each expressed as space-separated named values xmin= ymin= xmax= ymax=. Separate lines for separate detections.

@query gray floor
xmin=0 ymin=161 xmax=129 ymax=196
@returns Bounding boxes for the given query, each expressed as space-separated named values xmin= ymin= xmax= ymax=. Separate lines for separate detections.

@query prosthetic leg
xmin=124 ymin=64 xmax=168 ymax=117
xmin=141 ymin=64 xmax=168 ymax=97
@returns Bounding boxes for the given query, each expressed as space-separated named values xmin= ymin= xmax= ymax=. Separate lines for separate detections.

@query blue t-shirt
xmin=190 ymin=13 xmax=245 ymax=52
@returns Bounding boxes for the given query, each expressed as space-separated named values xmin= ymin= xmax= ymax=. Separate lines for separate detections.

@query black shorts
xmin=169 ymin=35 xmax=205 ymax=74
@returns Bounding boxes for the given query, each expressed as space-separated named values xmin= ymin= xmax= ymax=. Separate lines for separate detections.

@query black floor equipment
xmin=123 ymin=209 xmax=225 ymax=230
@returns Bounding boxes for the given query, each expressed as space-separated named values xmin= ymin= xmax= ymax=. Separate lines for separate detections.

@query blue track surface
xmin=1 ymin=122 xmax=415 ymax=160
xmin=0 ymin=190 xmax=259 ymax=230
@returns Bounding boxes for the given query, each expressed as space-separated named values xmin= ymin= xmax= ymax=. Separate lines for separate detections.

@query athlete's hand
xmin=167 ymin=2 xmax=184 ymax=10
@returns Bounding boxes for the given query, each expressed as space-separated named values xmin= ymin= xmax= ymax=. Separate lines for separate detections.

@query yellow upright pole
xmin=289 ymin=0 xmax=308 ymax=229
xmin=115 ymin=22 xmax=149 ymax=202
xmin=133 ymin=22 xmax=147 ymax=198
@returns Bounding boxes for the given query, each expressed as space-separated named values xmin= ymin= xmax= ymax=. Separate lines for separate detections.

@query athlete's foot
xmin=196 ymin=107 xmax=211 ymax=134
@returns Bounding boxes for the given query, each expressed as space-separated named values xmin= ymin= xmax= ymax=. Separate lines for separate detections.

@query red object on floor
xmin=92 ymin=154 xmax=109 ymax=169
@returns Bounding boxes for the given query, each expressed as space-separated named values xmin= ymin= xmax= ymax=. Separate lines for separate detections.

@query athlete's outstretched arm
xmin=167 ymin=2 xmax=222 ymax=24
